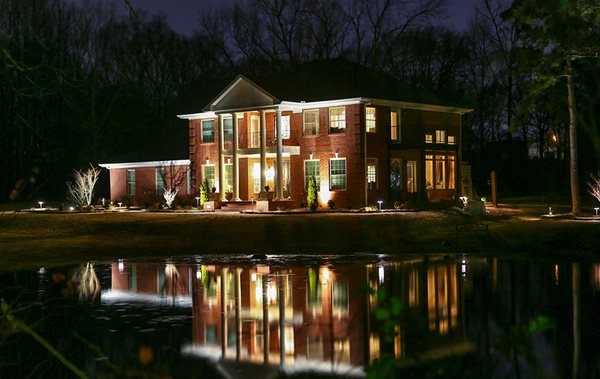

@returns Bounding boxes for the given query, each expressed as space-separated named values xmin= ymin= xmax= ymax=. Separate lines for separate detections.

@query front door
xmin=407 ymin=161 xmax=417 ymax=193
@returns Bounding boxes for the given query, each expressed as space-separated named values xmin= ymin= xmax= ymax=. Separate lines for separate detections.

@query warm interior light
xmin=320 ymin=267 xmax=330 ymax=284
xmin=266 ymin=167 xmax=275 ymax=180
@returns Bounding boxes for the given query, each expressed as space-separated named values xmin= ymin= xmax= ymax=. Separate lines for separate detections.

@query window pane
xmin=281 ymin=115 xmax=290 ymax=139
xmin=304 ymin=110 xmax=319 ymax=136
xmin=329 ymin=107 xmax=346 ymax=134
xmin=366 ymin=107 xmax=376 ymax=133
xmin=202 ymin=165 xmax=216 ymax=191
xmin=390 ymin=159 xmax=402 ymax=191
xmin=426 ymin=155 xmax=433 ymax=189
xmin=448 ymin=135 xmax=455 ymax=144
xmin=127 ymin=170 xmax=136 ymax=196
xmin=436 ymin=130 xmax=446 ymax=144
xmin=367 ymin=158 xmax=377 ymax=190
xmin=225 ymin=164 xmax=233 ymax=193
xmin=202 ymin=120 xmax=215 ymax=143
xmin=330 ymin=158 xmax=346 ymax=190
xmin=156 ymin=169 xmax=165 ymax=195
xmin=425 ymin=134 xmax=433 ymax=144
xmin=435 ymin=155 xmax=446 ymax=189
xmin=390 ymin=111 xmax=398 ymax=141
xmin=448 ymin=155 xmax=455 ymax=189
xmin=304 ymin=160 xmax=320 ymax=189
xmin=223 ymin=118 xmax=233 ymax=141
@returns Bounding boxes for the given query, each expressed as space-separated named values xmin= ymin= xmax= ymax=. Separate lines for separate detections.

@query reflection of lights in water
xmin=196 ymin=267 xmax=202 ymax=280
xmin=266 ymin=282 xmax=277 ymax=304
xmin=118 ymin=259 xmax=125 ymax=273
xmin=555 ymin=264 xmax=559 ymax=285
xmin=320 ymin=267 xmax=331 ymax=284
xmin=37 ymin=267 xmax=46 ymax=275
xmin=593 ymin=264 xmax=600 ymax=289
xmin=74 ymin=262 xmax=101 ymax=300
xmin=255 ymin=281 xmax=262 ymax=303
xmin=461 ymin=256 xmax=467 ymax=278
xmin=378 ymin=265 xmax=385 ymax=284
xmin=251 ymin=273 xmax=257 ymax=282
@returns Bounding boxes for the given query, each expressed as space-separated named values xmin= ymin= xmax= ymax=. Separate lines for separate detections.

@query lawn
xmin=0 ymin=204 xmax=598 ymax=270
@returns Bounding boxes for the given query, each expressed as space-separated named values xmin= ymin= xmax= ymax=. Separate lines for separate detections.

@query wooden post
xmin=490 ymin=171 xmax=497 ymax=206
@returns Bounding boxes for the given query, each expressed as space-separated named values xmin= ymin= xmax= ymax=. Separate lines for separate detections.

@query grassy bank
xmin=0 ymin=206 xmax=598 ymax=270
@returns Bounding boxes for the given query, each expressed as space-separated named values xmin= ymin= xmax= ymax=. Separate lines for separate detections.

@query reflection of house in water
xmin=183 ymin=257 xmax=470 ymax=374
xmin=103 ymin=262 xmax=193 ymax=307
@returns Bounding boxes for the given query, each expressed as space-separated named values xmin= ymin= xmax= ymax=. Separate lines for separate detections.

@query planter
xmin=203 ymin=201 xmax=218 ymax=211
xmin=259 ymin=191 xmax=273 ymax=200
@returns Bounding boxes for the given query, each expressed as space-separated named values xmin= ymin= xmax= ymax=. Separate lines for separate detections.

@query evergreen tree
xmin=307 ymin=176 xmax=318 ymax=211
xmin=200 ymin=179 xmax=209 ymax=207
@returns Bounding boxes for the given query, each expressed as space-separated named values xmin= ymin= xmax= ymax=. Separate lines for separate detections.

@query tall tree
xmin=504 ymin=0 xmax=600 ymax=215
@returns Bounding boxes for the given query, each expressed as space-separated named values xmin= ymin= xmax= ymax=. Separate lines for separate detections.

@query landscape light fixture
xmin=38 ymin=201 xmax=44 ymax=208
xmin=549 ymin=207 xmax=553 ymax=216
xmin=378 ymin=200 xmax=383 ymax=211
xmin=595 ymin=207 xmax=599 ymax=216
xmin=118 ymin=202 xmax=123 ymax=208
xmin=195 ymin=196 xmax=200 ymax=208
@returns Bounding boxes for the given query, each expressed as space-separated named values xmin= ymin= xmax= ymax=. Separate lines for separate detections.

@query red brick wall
xmin=108 ymin=164 xmax=189 ymax=205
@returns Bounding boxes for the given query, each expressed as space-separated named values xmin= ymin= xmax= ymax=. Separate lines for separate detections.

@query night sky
xmin=102 ymin=0 xmax=479 ymax=36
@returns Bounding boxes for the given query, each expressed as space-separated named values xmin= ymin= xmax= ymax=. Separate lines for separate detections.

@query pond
xmin=1 ymin=253 xmax=599 ymax=378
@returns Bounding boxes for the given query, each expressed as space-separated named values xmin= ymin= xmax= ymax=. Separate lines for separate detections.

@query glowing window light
xmin=378 ymin=265 xmax=385 ymax=284
xmin=320 ymin=267 xmax=330 ymax=284
xmin=266 ymin=167 xmax=275 ymax=180
xmin=267 ymin=282 xmax=277 ymax=304
xmin=118 ymin=259 xmax=125 ymax=273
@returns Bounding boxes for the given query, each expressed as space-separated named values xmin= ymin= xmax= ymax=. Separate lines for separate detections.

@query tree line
xmin=1 ymin=0 xmax=598 ymax=209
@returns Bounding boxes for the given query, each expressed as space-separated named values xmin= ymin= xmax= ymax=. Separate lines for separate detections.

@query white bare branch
xmin=587 ymin=174 xmax=600 ymax=203
xmin=163 ymin=187 xmax=179 ymax=208
xmin=66 ymin=165 xmax=101 ymax=207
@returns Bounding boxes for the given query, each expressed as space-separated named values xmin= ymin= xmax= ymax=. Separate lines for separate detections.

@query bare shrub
xmin=67 ymin=165 xmax=101 ymax=207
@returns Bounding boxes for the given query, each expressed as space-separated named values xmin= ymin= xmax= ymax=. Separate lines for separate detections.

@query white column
xmin=260 ymin=110 xmax=267 ymax=196
xmin=275 ymin=107 xmax=283 ymax=200
xmin=233 ymin=113 xmax=241 ymax=201
xmin=218 ymin=114 xmax=226 ymax=201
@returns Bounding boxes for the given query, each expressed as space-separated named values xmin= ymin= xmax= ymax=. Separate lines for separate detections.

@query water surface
xmin=1 ymin=253 xmax=599 ymax=378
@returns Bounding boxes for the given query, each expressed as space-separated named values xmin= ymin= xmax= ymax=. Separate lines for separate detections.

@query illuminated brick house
xmin=179 ymin=61 xmax=471 ymax=209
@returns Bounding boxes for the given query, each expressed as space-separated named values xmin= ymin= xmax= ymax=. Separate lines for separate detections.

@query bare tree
xmin=163 ymin=187 xmax=179 ymax=208
xmin=158 ymin=161 xmax=188 ymax=207
xmin=66 ymin=165 xmax=101 ymax=207
xmin=587 ymin=174 xmax=600 ymax=204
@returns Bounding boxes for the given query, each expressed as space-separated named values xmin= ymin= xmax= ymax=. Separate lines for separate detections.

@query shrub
xmin=327 ymin=199 xmax=335 ymax=209
xmin=200 ymin=179 xmax=209 ymax=207
xmin=306 ymin=176 xmax=318 ymax=211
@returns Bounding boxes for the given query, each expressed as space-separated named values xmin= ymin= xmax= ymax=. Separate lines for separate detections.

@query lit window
xmin=425 ymin=134 xmax=433 ymax=144
xmin=390 ymin=111 xmax=400 ymax=142
xmin=304 ymin=109 xmax=319 ymax=136
xmin=426 ymin=155 xmax=433 ymax=189
xmin=202 ymin=165 xmax=215 ymax=191
xmin=390 ymin=159 xmax=402 ymax=191
xmin=448 ymin=154 xmax=455 ymax=189
xmin=367 ymin=158 xmax=377 ymax=190
xmin=202 ymin=120 xmax=215 ymax=143
xmin=156 ymin=168 xmax=165 ymax=195
xmin=329 ymin=107 xmax=346 ymax=134
xmin=435 ymin=155 xmax=446 ymax=189
xmin=366 ymin=107 xmax=376 ymax=133
xmin=406 ymin=161 xmax=417 ymax=193
xmin=329 ymin=158 xmax=346 ymax=190
xmin=224 ymin=163 xmax=233 ymax=193
xmin=436 ymin=130 xmax=446 ymax=144
xmin=304 ymin=160 xmax=320 ymax=190
xmin=127 ymin=170 xmax=135 ymax=196
xmin=252 ymin=162 xmax=261 ymax=194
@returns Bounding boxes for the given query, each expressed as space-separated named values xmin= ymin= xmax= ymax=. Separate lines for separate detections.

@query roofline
xmin=99 ymin=159 xmax=190 ymax=170
xmin=177 ymin=96 xmax=472 ymax=120
xmin=204 ymin=74 xmax=281 ymax=112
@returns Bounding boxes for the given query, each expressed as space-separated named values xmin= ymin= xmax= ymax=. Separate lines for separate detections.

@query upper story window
xmin=366 ymin=107 xmax=376 ymax=133
xmin=436 ymin=130 xmax=446 ymax=144
xmin=202 ymin=120 xmax=215 ymax=143
xmin=390 ymin=111 xmax=400 ymax=142
xmin=329 ymin=107 xmax=346 ymax=134
xmin=425 ymin=134 xmax=433 ymax=144
xmin=448 ymin=135 xmax=456 ymax=145
xmin=222 ymin=117 xmax=233 ymax=142
xmin=281 ymin=115 xmax=290 ymax=139
xmin=303 ymin=109 xmax=319 ymax=136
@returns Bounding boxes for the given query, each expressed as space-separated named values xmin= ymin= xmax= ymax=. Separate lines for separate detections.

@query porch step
xmin=219 ymin=201 xmax=255 ymax=212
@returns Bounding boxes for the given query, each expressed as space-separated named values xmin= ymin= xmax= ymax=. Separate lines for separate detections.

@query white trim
xmin=177 ymin=111 xmax=216 ymax=120
xmin=177 ymin=96 xmax=472 ymax=121
xmin=99 ymin=159 xmax=190 ymax=170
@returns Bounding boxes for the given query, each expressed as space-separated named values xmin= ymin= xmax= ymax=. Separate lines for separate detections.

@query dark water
xmin=1 ymin=253 xmax=599 ymax=378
